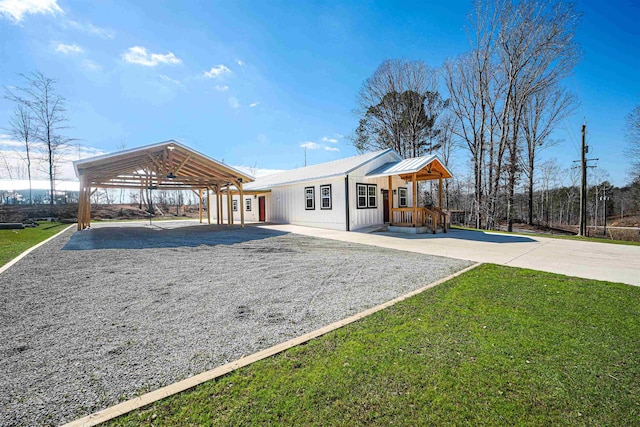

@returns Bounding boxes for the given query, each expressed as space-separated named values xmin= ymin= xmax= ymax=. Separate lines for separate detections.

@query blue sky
xmin=0 ymin=0 xmax=638 ymax=186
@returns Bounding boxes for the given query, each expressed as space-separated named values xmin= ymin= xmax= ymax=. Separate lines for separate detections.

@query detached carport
xmin=73 ymin=140 xmax=254 ymax=230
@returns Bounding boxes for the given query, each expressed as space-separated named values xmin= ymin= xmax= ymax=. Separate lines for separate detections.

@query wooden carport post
xmin=217 ymin=189 xmax=222 ymax=225
xmin=198 ymin=189 xmax=203 ymax=224
xmin=206 ymin=187 xmax=211 ymax=224
xmin=226 ymin=184 xmax=232 ymax=226
xmin=77 ymin=176 xmax=84 ymax=230
xmin=238 ymin=180 xmax=245 ymax=228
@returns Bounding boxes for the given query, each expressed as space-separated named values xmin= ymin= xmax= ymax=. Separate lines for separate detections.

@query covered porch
xmin=368 ymin=154 xmax=453 ymax=234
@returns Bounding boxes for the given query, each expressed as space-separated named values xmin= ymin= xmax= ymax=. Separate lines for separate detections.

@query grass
xmin=451 ymin=225 xmax=640 ymax=246
xmin=0 ymin=221 xmax=68 ymax=267
xmin=107 ymin=264 xmax=640 ymax=426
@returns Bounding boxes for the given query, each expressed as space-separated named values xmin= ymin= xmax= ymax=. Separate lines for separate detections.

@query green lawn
xmin=452 ymin=225 xmax=640 ymax=246
xmin=108 ymin=264 xmax=640 ymax=426
xmin=0 ymin=222 xmax=68 ymax=267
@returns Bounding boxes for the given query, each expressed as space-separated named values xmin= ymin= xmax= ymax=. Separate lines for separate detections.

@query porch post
xmin=439 ymin=176 xmax=443 ymax=209
xmin=388 ymin=175 xmax=393 ymax=225
xmin=412 ymin=173 xmax=418 ymax=227
xmin=218 ymin=190 xmax=222 ymax=224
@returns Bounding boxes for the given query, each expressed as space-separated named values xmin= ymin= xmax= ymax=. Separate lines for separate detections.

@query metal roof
xmin=366 ymin=154 xmax=453 ymax=179
xmin=244 ymin=148 xmax=401 ymax=190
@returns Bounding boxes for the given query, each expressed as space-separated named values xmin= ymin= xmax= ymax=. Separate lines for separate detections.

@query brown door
xmin=258 ymin=196 xmax=266 ymax=222
xmin=382 ymin=190 xmax=389 ymax=223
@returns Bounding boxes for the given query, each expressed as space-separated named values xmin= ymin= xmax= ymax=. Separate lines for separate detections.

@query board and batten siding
xmin=268 ymin=177 xmax=346 ymax=230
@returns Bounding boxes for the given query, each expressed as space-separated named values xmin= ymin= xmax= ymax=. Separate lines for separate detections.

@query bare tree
xmin=625 ymin=104 xmax=640 ymax=182
xmin=353 ymin=59 xmax=444 ymax=158
xmin=521 ymin=86 xmax=577 ymax=224
xmin=6 ymin=104 xmax=37 ymax=204
xmin=6 ymin=72 xmax=72 ymax=206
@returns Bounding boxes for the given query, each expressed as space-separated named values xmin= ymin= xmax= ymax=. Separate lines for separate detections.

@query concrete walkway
xmin=259 ymin=224 xmax=640 ymax=287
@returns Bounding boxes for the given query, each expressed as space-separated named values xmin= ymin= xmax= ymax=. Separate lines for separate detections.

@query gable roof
xmin=74 ymin=140 xmax=254 ymax=189
xmin=244 ymin=148 xmax=401 ymax=190
xmin=367 ymin=154 xmax=453 ymax=180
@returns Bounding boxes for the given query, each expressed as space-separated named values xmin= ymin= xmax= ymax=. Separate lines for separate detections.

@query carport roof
xmin=73 ymin=140 xmax=254 ymax=190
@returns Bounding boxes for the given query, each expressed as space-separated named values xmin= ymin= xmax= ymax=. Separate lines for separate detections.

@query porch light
xmin=166 ymin=172 xmax=177 ymax=179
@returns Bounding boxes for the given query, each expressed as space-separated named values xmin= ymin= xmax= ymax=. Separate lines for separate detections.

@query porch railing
xmin=391 ymin=207 xmax=448 ymax=233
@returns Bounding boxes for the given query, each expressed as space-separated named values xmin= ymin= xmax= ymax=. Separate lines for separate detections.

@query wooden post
xmin=77 ymin=177 xmax=84 ymax=230
xmin=206 ymin=188 xmax=211 ymax=224
xmin=439 ymin=176 xmax=443 ymax=209
xmin=198 ymin=189 xmax=203 ymax=223
xmin=238 ymin=181 xmax=245 ymax=228
xmin=215 ymin=188 xmax=220 ymax=225
xmin=217 ymin=190 xmax=222 ymax=225
xmin=413 ymin=173 xmax=418 ymax=227
xmin=86 ymin=185 xmax=91 ymax=228
xmin=226 ymin=184 xmax=232 ymax=226
xmin=388 ymin=175 xmax=393 ymax=226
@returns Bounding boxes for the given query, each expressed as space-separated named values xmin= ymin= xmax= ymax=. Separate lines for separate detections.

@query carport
xmin=73 ymin=140 xmax=254 ymax=230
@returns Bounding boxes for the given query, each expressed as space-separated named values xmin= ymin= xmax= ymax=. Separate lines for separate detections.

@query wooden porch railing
xmin=391 ymin=207 xmax=448 ymax=233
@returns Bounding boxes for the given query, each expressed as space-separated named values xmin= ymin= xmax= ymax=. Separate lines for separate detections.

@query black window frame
xmin=305 ymin=186 xmax=315 ymax=210
xmin=356 ymin=183 xmax=377 ymax=209
xmin=320 ymin=184 xmax=332 ymax=210
xmin=232 ymin=199 xmax=238 ymax=212
xmin=245 ymin=198 xmax=252 ymax=212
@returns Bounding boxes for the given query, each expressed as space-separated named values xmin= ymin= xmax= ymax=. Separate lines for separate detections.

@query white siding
xmin=268 ymin=177 xmax=346 ymax=230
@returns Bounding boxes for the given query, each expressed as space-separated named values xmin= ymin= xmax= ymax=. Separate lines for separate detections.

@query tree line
xmin=353 ymin=0 xmax=639 ymax=230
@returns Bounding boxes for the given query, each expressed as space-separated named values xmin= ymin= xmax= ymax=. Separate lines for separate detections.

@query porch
xmin=368 ymin=154 xmax=453 ymax=234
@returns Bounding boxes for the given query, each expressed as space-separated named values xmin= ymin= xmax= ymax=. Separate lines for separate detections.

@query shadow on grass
xmin=63 ymin=224 xmax=289 ymax=250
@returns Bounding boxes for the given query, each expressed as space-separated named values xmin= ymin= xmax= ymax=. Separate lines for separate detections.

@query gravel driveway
xmin=0 ymin=223 xmax=471 ymax=426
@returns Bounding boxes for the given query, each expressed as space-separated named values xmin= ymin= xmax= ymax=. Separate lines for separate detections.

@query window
xmin=245 ymin=198 xmax=252 ymax=212
xmin=320 ymin=184 xmax=332 ymax=210
xmin=368 ymin=185 xmax=377 ymax=208
xmin=233 ymin=199 xmax=238 ymax=211
xmin=398 ymin=187 xmax=408 ymax=207
xmin=357 ymin=184 xmax=377 ymax=209
xmin=305 ymin=186 xmax=315 ymax=210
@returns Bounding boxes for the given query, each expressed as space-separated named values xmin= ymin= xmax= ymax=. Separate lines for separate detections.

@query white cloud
xmin=321 ymin=136 xmax=338 ymax=143
xmin=160 ymin=74 xmax=181 ymax=85
xmin=214 ymin=85 xmax=229 ymax=92
xmin=324 ymin=146 xmax=340 ymax=152
xmin=82 ymin=60 xmax=102 ymax=71
xmin=236 ymin=59 xmax=245 ymax=66
xmin=121 ymin=46 xmax=181 ymax=67
xmin=66 ymin=19 xmax=114 ymax=39
xmin=203 ymin=64 xmax=231 ymax=78
xmin=249 ymin=101 xmax=260 ymax=108
xmin=300 ymin=141 xmax=321 ymax=150
xmin=228 ymin=97 xmax=240 ymax=109
xmin=0 ymin=0 xmax=63 ymax=22
xmin=54 ymin=42 xmax=83 ymax=55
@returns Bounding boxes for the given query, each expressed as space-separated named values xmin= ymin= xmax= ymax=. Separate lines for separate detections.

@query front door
xmin=382 ymin=190 xmax=389 ymax=223
xmin=258 ymin=196 xmax=266 ymax=222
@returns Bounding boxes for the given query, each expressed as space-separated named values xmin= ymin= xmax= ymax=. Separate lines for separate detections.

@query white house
xmin=219 ymin=148 xmax=453 ymax=233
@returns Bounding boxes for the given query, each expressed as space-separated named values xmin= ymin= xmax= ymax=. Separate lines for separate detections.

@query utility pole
xmin=579 ymin=124 xmax=587 ymax=236
xmin=574 ymin=124 xmax=598 ymax=236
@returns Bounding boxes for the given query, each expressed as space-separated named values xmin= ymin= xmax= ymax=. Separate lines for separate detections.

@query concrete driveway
xmin=260 ymin=225 xmax=640 ymax=286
